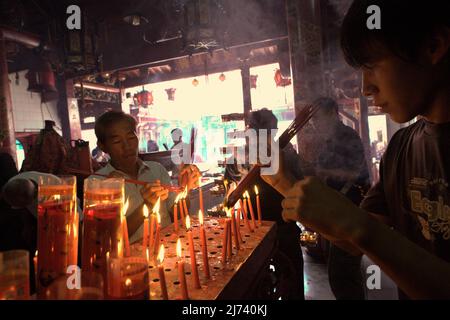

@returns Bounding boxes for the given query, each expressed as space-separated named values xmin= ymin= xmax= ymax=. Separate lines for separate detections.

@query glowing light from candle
xmin=175 ymin=192 xmax=183 ymax=204
xmin=226 ymin=207 xmax=232 ymax=218
xmin=157 ymin=244 xmax=165 ymax=265
xmin=199 ymin=210 xmax=203 ymax=225
xmin=146 ymin=248 xmax=150 ymax=261
xmin=152 ymin=197 xmax=161 ymax=214
xmin=143 ymin=204 xmax=149 ymax=218
xmin=183 ymin=186 xmax=188 ymax=199
xmin=123 ymin=199 xmax=129 ymax=217
xmin=254 ymin=185 xmax=259 ymax=195
xmin=125 ymin=278 xmax=132 ymax=287
xmin=156 ymin=210 xmax=161 ymax=224
xmin=176 ymin=238 xmax=182 ymax=258
xmin=186 ymin=215 xmax=191 ymax=229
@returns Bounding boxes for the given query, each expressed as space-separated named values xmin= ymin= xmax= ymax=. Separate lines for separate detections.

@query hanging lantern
xmin=274 ymin=69 xmax=291 ymax=87
xmin=63 ymin=10 xmax=99 ymax=74
xmin=25 ymin=56 xmax=57 ymax=93
xmin=134 ymin=87 xmax=153 ymax=107
xmin=165 ymin=88 xmax=176 ymax=101
xmin=219 ymin=73 xmax=226 ymax=82
xmin=250 ymin=75 xmax=258 ymax=89
xmin=192 ymin=78 xmax=199 ymax=86
xmin=183 ymin=0 xmax=228 ymax=52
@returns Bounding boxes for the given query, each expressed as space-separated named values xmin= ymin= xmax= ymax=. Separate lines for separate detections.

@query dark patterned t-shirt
xmin=361 ymin=119 xmax=450 ymax=263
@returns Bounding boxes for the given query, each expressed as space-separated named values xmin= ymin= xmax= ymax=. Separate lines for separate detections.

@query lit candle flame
xmin=156 ymin=210 xmax=161 ymax=224
xmin=176 ymin=238 xmax=182 ymax=258
xmin=175 ymin=192 xmax=183 ymax=204
xmin=244 ymin=190 xmax=250 ymax=198
xmin=35 ymin=250 xmax=38 ymax=257
xmin=146 ymin=248 xmax=149 ymax=262
xmin=152 ymin=197 xmax=161 ymax=214
xmin=186 ymin=215 xmax=191 ymax=229
xmin=143 ymin=204 xmax=149 ymax=218
xmin=226 ymin=207 xmax=232 ymax=218
xmin=123 ymin=199 xmax=129 ymax=217
xmin=254 ymin=185 xmax=259 ymax=195
xmin=157 ymin=244 xmax=165 ymax=265
xmin=125 ymin=278 xmax=132 ymax=287
xmin=199 ymin=209 xmax=203 ymax=225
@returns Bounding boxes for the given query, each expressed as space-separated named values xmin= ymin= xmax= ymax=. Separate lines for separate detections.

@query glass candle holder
xmin=37 ymin=175 xmax=78 ymax=298
xmin=81 ymin=178 xmax=124 ymax=295
xmin=106 ymin=256 xmax=149 ymax=300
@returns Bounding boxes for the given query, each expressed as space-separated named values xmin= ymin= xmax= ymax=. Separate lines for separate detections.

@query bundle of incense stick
xmin=224 ymin=103 xmax=320 ymax=208
xmin=66 ymin=167 xmax=183 ymax=192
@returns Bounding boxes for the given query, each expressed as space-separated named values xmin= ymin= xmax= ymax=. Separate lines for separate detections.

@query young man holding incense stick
xmin=262 ymin=0 xmax=450 ymax=299
xmin=94 ymin=111 xmax=200 ymax=242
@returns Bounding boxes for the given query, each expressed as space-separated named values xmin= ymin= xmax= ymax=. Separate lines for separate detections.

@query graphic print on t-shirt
xmin=409 ymin=177 xmax=450 ymax=241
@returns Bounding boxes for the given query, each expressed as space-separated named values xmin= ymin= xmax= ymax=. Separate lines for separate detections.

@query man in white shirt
xmin=94 ymin=111 xmax=200 ymax=243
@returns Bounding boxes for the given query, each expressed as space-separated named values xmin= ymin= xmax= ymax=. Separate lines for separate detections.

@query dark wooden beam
xmin=121 ymin=45 xmax=281 ymax=89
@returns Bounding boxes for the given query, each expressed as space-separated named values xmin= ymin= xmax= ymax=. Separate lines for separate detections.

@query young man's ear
xmin=428 ymin=28 xmax=450 ymax=65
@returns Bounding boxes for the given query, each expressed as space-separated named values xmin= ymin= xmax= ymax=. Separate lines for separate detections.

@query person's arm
xmin=355 ymin=212 xmax=450 ymax=299
xmin=280 ymin=177 xmax=450 ymax=299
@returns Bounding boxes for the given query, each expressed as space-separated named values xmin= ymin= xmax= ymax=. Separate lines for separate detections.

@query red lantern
xmin=26 ymin=58 xmax=57 ymax=93
xmin=134 ymin=87 xmax=153 ymax=107
xmin=274 ymin=69 xmax=291 ymax=87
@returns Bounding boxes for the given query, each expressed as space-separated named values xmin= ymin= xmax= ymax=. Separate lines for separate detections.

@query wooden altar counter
xmin=130 ymin=217 xmax=277 ymax=300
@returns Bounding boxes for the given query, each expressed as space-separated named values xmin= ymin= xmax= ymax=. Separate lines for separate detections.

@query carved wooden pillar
xmin=57 ymin=78 xmax=82 ymax=141
xmin=0 ymin=37 xmax=17 ymax=162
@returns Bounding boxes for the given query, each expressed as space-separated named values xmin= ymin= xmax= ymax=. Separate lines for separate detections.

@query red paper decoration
xmin=274 ymin=69 xmax=292 ymax=87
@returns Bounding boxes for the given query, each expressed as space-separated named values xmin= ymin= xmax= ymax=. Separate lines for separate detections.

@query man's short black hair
xmin=171 ymin=128 xmax=182 ymax=135
xmin=247 ymin=108 xmax=278 ymax=130
xmin=95 ymin=110 xmax=137 ymax=144
xmin=341 ymin=0 xmax=450 ymax=68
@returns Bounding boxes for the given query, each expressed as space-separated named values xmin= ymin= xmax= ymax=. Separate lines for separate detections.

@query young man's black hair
xmin=341 ymin=0 xmax=450 ymax=69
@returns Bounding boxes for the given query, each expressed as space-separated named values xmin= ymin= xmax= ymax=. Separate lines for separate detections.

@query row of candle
xmin=116 ymin=182 xmax=261 ymax=299
xmin=152 ymin=211 xmax=210 ymax=300
xmin=221 ymin=186 xmax=262 ymax=264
